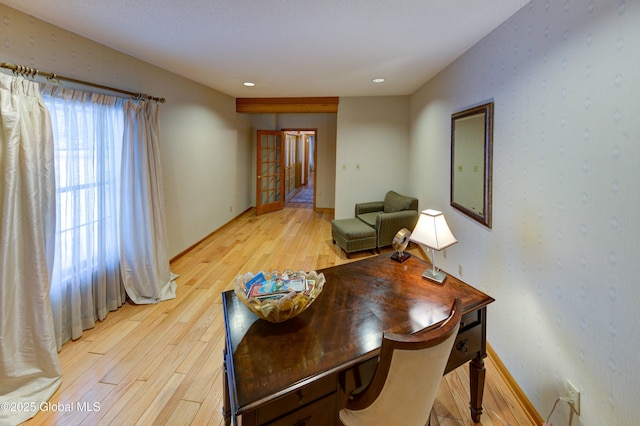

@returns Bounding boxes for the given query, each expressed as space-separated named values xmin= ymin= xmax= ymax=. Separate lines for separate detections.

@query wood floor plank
xmin=433 ymin=375 xmax=464 ymax=424
xmin=135 ymin=372 xmax=187 ymax=425
xmin=134 ymin=325 xmax=183 ymax=382
xmin=85 ymin=319 xmax=141 ymax=355
xmin=25 ymin=204 xmax=537 ymax=425
xmin=98 ymin=312 xmax=176 ymax=385
xmin=107 ymin=347 xmax=186 ymax=424
xmin=81 ymin=380 xmax=146 ymax=426
xmin=181 ymin=341 xmax=224 ymax=403
xmin=445 ymin=367 xmax=481 ymax=425
xmin=190 ymin=367 xmax=225 ymax=425
xmin=164 ymin=400 xmax=202 ymax=426
xmin=44 ymin=340 xmax=95 ymax=389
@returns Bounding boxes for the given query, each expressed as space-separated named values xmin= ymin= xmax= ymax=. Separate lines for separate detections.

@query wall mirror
xmin=450 ymin=102 xmax=493 ymax=228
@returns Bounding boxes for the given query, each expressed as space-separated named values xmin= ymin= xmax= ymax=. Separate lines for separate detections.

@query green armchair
xmin=355 ymin=191 xmax=419 ymax=250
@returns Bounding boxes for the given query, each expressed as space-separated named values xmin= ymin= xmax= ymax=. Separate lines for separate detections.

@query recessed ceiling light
xmin=243 ymin=82 xmax=256 ymax=87
xmin=372 ymin=78 xmax=385 ymax=83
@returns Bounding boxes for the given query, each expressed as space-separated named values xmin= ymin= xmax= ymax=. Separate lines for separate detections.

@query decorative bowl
xmin=233 ymin=270 xmax=325 ymax=323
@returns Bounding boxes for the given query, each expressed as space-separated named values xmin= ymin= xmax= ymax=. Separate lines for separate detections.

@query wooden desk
xmin=222 ymin=254 xmax=494 ymax=425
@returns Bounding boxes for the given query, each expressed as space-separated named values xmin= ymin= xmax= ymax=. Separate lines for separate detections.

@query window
xmin=41 ymin=90 xmax=125 ymax=345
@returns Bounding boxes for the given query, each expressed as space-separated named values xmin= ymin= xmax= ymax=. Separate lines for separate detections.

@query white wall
xmin=410 ymin=1 xmax=639 ymax=425
xmin=161 ymin=91 xmax=253 ymax=257
xmin=0 ymin=4 xmax=254 ymax=258
xmin=335 ymin=96 xmax=411 ymax=218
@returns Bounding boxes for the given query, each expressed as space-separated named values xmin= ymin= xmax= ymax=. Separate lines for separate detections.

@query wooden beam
xmin=236 ymin=97 xmax=339 ymax=113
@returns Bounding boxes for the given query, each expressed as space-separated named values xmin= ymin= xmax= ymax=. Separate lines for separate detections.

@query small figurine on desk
xmin=391 ymin=228 xmax=412 ymax=263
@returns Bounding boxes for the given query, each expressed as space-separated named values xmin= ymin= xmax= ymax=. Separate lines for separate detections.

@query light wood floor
xmin=26 ymin=205 xmax=538 ymax=425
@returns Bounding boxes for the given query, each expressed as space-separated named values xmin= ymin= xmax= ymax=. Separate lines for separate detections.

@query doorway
xmin=256 ymin=128 xmax=317 ymax=215
xmin=285 ymin=130 xmax=316 ymax=207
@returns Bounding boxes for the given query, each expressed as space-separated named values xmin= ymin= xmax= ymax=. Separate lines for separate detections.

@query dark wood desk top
xmin=223 ymin=254 xmax=494 ymax=414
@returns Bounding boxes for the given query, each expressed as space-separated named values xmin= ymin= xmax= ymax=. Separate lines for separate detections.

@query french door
xmin=256 ymin=130 xmax=285 ymax=215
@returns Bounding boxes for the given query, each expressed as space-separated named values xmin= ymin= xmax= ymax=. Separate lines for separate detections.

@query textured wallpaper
xmin=0 ymin=9 xmax=167 ymax=97
xmin=410 ymin=1 xmax=638 ymax=424
xmin=0 ymin=4 xmax=253 ymax=258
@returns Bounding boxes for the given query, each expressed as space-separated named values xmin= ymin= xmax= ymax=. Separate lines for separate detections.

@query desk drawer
xmin=257 ymin=373 xmax=336 ymax=425
xmin=459 ymin=310 xmax=481 ymax=331
xmin=266 ymin=393 xmax=336 ymax=426
xmin=446 ymin=319 xmax=482 ymax=372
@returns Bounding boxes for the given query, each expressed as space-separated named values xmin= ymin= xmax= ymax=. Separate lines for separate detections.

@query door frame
xmin=256 ymin=130 xmax=286 ymax=215
xmin=282 ymin=128 xmax=317 ymax=210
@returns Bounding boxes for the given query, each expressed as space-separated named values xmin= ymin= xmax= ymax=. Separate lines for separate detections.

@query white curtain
xmin=0 ymin=74 xmax=62 ymax=424
xmin=120 ymin=101 xmax=177 ymax=303
xmin=40 ymin=86 xmax=128 ymax=350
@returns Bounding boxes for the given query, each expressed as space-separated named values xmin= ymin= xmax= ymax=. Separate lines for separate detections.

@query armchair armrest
xmin=375 ymin=210 xmax=419 ymax=248
xmin=355 ymin=201 xmax=384 ymax=216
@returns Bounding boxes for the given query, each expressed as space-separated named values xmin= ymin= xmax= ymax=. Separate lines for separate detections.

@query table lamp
xmin=409 ymin=209 xmax=457 ymax=284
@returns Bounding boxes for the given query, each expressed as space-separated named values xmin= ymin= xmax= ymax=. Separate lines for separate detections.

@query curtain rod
xmin=1 ymin=61 xmax=166 ymax=103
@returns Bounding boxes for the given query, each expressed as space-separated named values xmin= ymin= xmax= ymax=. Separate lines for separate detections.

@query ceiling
xmin=2 ymin=0 xmax=529 ymax=98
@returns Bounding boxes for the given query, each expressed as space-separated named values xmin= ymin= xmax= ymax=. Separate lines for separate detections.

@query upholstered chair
xmin=339 ymin=298 xmax=462 ymax=426
xmin=355 ymin=190 xmax=419 ymax=250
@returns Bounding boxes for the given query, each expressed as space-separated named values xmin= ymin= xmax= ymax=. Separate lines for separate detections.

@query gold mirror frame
xmin=450 ymin=102 xmax=493 ymax=228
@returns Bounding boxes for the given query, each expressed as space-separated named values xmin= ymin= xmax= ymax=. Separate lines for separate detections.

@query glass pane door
xmin=256 ymin=130 xmax=285 ymax=215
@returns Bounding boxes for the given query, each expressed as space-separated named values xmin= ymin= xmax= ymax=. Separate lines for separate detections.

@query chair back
xmin=383 ymin=190 xmax=419 ymax=213
xmin=339 ymin=298 xmax=462 ymax=426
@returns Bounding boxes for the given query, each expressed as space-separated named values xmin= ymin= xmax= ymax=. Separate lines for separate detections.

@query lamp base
xmin=391 ymin=252 xmax=411 ymax=263
xmin=421 ymin=268 xmax=447 ymax=285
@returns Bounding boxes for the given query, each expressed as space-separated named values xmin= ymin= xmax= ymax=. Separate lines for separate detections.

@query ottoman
xmin=331 ymin=218 xmax=377 ymax=257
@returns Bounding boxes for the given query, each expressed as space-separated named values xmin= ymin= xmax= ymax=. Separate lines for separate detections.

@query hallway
xmin=286 ymin=172 xmax=314 ymax=206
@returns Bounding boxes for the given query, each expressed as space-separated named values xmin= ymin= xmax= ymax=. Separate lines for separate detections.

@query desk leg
xmin=469 ymin=355 xmax=486 ymax=422
xmin=222 ymin=349 xmax=231 ymax=425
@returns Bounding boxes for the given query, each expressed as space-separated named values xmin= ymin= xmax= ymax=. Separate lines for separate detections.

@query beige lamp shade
xmin=409 ymin=209 xmax=457 ymax=283
xmin=409 ymin=209 xmax=457 ymax=250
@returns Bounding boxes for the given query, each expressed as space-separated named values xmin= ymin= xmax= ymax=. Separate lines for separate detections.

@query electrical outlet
xmin=458 ymin=264 xmax=463 ymax=276
xmin=566 ymin=379 xmax=581 ymax=415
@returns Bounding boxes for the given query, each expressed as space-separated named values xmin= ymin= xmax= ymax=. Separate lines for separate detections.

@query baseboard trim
xmin=170 ymin=207 xmax=253 ymax=264
xmin=487 ymin=343 xmax=543 ymax=425
xmin=314 ymin=207 xmax=334 ymax=214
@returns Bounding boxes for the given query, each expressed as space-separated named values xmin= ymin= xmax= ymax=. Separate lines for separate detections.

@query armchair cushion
xmin=356 ymin=212 xmax=378 ymax=228
xmin=383 ymin=190 xmax=417 ymax=213
xmin=375 ymin=210 xmax=419 ymax=248
xmin=355 ymin=201 xmax=384 ymax=216
xmin=354 ymin=191 xmax=419 ymax=249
